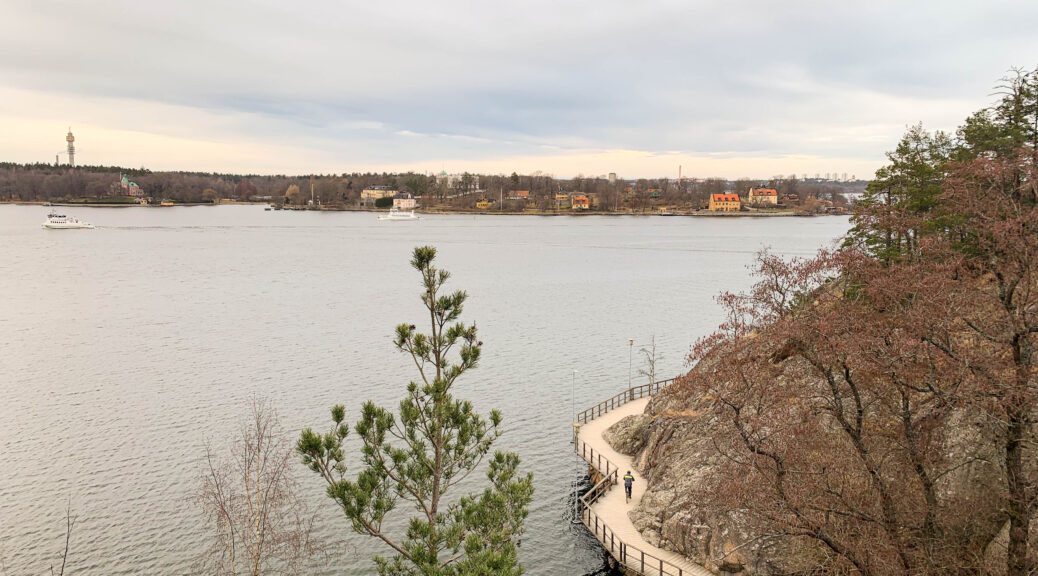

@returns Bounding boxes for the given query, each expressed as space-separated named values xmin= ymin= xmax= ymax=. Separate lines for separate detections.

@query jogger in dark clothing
xmin=623 ymin=471 xmax=635 ymax=502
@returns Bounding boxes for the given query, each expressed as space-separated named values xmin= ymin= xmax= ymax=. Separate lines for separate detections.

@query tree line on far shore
xmin=0 ymin=160 xmax=859 ymax=211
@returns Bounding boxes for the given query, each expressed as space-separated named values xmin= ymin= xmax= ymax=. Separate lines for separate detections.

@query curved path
xmin=577 ymin=397 xmax=712 ymax=576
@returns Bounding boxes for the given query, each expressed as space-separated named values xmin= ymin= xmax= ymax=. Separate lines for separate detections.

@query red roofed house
xmin=508 ymin=190 xmax=530 ymax=200
xmin=571 ymin=195 xmax=590 ymax=210
xmin=747 ymin=187 xmax=778 ymax=205
xmin=709 ymin=193 xmax=741 ymax=212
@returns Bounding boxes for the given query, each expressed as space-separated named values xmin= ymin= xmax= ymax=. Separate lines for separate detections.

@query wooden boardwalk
xmin=575 ymin=381 xmax=712 ymax=576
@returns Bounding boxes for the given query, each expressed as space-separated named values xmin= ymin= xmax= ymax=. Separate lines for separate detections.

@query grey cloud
xmin=2 ymin=0 xmax=1036 ymax=173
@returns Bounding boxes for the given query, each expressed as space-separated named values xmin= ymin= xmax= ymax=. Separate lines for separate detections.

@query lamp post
xmin=628 ymin=339 xmax=634 ymax=388
xmin=571 ymin=369 xmax=577 ymax=429
xmin=572 ymin=369 xmax=582 ymax=524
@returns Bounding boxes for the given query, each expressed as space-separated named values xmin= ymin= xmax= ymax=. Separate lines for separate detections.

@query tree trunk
xmin=1005 ymin=408 xmax=1030 ymax=576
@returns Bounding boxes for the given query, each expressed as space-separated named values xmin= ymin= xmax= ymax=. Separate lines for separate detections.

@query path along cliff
xmin=574 ymin=382 xmax=711 ymax=576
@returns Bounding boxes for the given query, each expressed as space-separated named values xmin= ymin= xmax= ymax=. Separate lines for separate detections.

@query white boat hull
xmin=378 ymin=209 xmax=419 ymax=221
xmin=43 ymin=222 xmax=94 ymax=229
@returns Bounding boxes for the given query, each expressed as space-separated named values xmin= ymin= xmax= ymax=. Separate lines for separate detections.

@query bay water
xmin=0 ymin=205 xmax=850 ymax=574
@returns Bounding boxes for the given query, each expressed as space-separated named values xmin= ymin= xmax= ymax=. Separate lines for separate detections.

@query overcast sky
xmin=1 ymin=1 xmax=1035 ymax=179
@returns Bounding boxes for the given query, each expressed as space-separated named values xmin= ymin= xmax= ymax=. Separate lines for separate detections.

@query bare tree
xmin=197 ymin=398 xmax=324 ymax=576
xmin=681 ymin=248 xmax=1002 ymax=575
xmin=50 ymin=499 xmax=76 ymax=576
xmin=638 ymin=335 xmax=662 ymax=385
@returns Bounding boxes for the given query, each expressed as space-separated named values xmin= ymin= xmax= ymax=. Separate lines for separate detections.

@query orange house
xmin=572 ymin=195 xmax=590 ymax=210
xmin=708 ymin=193 xmax=741 ymax=212
xmin=508 ymin=190 xmax=530 ymax=200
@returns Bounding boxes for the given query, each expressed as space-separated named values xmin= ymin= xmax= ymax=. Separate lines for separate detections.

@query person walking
xmin=623 ymin=470 xmax=635 ymax=503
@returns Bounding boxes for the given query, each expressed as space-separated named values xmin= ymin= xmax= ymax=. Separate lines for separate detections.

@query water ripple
xmin=0 ymin=205 xmax=849 ymax=575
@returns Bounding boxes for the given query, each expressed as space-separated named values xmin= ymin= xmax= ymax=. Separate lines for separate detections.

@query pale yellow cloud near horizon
xmin=366 ymin=150 xmax=883 ymax=182
xmin=0 ymin=86 xmax=883 ymax=180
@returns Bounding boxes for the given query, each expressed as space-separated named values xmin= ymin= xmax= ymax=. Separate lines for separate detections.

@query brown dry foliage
xmin=676 ymin=152 xmax=1038 ymax=575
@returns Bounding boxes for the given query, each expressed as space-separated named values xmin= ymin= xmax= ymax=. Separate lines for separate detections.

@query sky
xmin=1 ymin=1 xmax=1036 ymax=179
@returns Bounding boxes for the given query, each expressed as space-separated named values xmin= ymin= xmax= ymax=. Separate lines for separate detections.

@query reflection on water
xmin=0 ymin=206 xmax=849 ymax=574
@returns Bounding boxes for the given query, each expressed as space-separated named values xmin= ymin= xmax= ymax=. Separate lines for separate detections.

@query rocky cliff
xmin=604 ymin=346 xmax=1015 ymax=575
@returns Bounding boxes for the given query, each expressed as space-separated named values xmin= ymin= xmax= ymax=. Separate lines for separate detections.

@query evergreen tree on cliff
xmin=846 ymin=123 xmax=950 ymax=262
xmin=297 ymin=246 xmax=534 ymax=576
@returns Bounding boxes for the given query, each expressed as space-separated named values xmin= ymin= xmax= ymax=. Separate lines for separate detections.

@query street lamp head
xmin=628 ymin=339 xmax=634 ymax=346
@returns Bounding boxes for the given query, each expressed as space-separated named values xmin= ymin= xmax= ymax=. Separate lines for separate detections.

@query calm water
xmin=0 ymin=205 xmax=849 ymax=574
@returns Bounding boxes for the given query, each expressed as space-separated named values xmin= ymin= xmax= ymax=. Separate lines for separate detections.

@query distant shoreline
xmin=2 ymin=201 xmax=848 ymax=217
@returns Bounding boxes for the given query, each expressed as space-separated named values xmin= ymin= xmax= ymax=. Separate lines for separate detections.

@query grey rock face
xmin=623 ymin=357 xmax=1011 ymax=575
xmin=603 ymin=414 xmax=651 ymax=456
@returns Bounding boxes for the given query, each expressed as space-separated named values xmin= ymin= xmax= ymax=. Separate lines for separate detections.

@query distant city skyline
xmin=1 ymin=1 xmax=1036 ymax=179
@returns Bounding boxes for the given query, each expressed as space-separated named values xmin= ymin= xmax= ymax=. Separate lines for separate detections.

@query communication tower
xmin=66 ymin=127 xmax=75 ymax=167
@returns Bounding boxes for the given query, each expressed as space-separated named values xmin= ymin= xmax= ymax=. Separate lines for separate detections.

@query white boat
xmin=378 ymin=208 xmax=419 ymax=221
xmin=42 ymin=212 xmax=94 ymax=229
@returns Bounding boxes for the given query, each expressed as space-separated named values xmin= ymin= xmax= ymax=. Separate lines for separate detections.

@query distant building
xmin=393 ymin=191 xmax=416 ymax=210
xmin=507 ymin=190 xmax=530 ymax=200
xmin=608 ymin=173 xmax=616 ymax=185
xmin=571 ymin=195 xmax=590 ymax=210
xmin=66 ymin=128 xmax=75 ymax=167
xmin=436 ymin=170 xmax=479 ymax=192
xmin=476 ymin=199 xmax=493 ymax=210
xmin=119 ymin=174 xmax=144 ymax=197
xmin=359 ymin=185 xmax=397 ymax=207
xmin=747 ymin=187 xmax=778 ymax=205
xmin=709 ymin=193 xmax=741 ymax=212
xmin=361 ymin=186 xmax=397 ymax=200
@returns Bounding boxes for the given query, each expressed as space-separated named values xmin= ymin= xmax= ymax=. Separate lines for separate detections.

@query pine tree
xmin=297 ymin=246 xmax=533 ymax=576
xmin=845 ymin=123 xmax=950 ymax=262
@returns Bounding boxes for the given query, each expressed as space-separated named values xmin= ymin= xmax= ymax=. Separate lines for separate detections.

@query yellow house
xmin=708 ymin=193 xmax=741 ymax=212
xmin=361 ymin=186 xmax=397 ymax=200
xmin=476 ymin=199 xmax=493 ymax=210
xmin=747 ymin=187 xmax=778 ymax=205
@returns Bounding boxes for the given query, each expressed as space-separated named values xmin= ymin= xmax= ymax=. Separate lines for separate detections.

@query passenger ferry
xmin=42 ymin=212 xmax=94 ymax=229
xmin=378 ymin=208 xmax=420 ymax=221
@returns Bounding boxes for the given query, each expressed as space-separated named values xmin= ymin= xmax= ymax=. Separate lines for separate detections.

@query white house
xmin=393 ymin=191 xmax=417 ymax=210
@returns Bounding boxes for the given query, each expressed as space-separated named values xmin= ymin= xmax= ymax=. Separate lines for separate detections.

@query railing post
xmin=660 ymin=559 xmax=664 ymax=575
xmin=641 ymin=551 xmax=645 ymax=572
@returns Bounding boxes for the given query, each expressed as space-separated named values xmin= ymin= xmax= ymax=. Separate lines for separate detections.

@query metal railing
xmin=579 ymin=503 xmax=695 ymax=576
xmin=576 ymin=377 xmax=675 ymax=424
xmin=574 ymin=438 xmax=621 ymax=481
xmin=573 ymin=377 xmax=699 ymax=576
